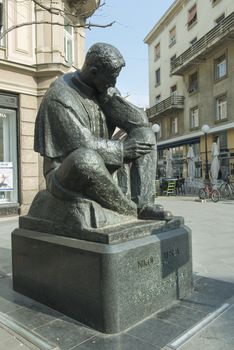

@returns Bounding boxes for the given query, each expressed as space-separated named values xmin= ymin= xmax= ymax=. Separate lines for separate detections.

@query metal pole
xmin=204 ymin=132 xmax=209 ymax=181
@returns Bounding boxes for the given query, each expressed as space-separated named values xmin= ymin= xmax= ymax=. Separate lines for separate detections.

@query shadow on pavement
xmin=0 ymin=274 xmax=234 ymax=349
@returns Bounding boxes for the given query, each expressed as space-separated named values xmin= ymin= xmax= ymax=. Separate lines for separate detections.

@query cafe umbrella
xmin=210 ymin=141 xmax=220 ymax=183
xmin=187 ymin=145 xmax=195 ymax=180
xmin=165 ymin=148 xmax=173 ymax=178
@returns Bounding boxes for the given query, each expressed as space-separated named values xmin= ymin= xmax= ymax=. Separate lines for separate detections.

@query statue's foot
xmin=138 ymin=204 xmax=173 ymax=221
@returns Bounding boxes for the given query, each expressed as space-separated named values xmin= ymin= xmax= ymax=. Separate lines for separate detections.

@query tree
xmin=0 ymin=0 xmax=114 ymax=42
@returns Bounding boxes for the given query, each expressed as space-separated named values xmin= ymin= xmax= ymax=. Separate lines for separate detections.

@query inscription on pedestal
xmin=137 ymin=256 xmax=154 ymax=269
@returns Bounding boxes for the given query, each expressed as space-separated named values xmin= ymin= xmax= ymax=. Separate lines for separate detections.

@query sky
xmin=86 ymin=0 xmax=175 ymax=108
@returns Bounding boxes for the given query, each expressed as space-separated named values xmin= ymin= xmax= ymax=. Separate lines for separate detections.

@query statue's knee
xmin=70 ymin=148 xmax=104 ymax=172
xmin=129 ymin=126 xmax=155 ymax=145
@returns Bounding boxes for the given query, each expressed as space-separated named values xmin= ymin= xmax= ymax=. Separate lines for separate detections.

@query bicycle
xmin=219 ymin=176 xmax=234 ymax=198
xmin=198 ymin=182 xmax=220 ymax=202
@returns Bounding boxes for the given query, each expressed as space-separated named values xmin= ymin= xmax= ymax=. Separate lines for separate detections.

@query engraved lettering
xmin=138 ymin=256 xmax=154 ymax=269
xmin=163 ymin=248 xmax=180 ymax=266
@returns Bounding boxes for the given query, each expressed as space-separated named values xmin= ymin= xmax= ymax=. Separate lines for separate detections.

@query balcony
xmin=146 ymin=95 xmax=184 ymax=119
xmin=171 ymin=11 xmax=234 ymax=75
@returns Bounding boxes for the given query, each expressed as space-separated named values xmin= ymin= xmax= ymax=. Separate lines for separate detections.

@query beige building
xmin=145 ymin=0 xmax=234 ymax=181
xmin=0 ymin=0 xmax=99 ymax=216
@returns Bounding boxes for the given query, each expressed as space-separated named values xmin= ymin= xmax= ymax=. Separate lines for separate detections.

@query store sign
xmin=0 ymin=162 xmax=13 ymax=191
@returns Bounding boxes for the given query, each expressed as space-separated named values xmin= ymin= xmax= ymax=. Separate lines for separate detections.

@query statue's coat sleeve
xmin=34 ymin=80 xmax=123 ymax=168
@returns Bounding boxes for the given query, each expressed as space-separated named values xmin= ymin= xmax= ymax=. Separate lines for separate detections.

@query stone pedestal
xmin=12 ymin=225 xmax=192 ymax=334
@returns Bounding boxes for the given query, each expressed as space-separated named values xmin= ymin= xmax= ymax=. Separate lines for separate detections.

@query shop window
xmin=214 ymin=54 xmax=227 ymax=80
xmin=187 ymin=4 xmax=197 ymax=29
xmin=190 ymin=107 xmax=199 ymax=128
xmin=188 ymin=71 xmax=198 ymax=94
xmin=154 ymin=42 xmax=160 ymax=61
xmin=216 ymin=95 xmax=227 ymax=121
xmin=171 ymin=117 xmax=178 ymax=135
xmin=0 ymin=108 xmax=18 ymax=204
xmin=169 ymin=26 xmax=176 ymax=47
xmin=64 ymin=17 xmax=73 ymax=64
xmin=155 ymin=68 xmax=161 ymax=86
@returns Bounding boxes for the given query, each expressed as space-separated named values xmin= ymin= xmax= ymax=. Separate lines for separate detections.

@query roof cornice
xmin=144 ymin=0 xmax=185 ymax=44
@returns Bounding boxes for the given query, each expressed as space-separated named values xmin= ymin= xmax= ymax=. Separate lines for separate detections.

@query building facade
xmin=145 ymin=0 xmax=234 ymax=181
xmin=0 ymin=0 xmax=99 ymax=216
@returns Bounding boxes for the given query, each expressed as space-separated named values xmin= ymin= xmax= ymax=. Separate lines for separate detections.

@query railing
xmin=146 ymin=95 xmax=184 ymax=118
xmin=171 ymin=11 xmax=234 ymax=74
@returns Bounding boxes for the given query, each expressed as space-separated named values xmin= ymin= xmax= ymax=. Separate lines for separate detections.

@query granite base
xmin=12 ymin=225 xmax=192 ymax=334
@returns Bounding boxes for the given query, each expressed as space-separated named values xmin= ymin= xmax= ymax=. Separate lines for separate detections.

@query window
xmin=170 ymin=85 xmax=177 ymax=96
xmin=188 ymin=71 xmax=198 ymax=93
xmin=187 ymin=4 xmax=197 ymax=29
xmin=169 ymin=26 xmax=176 ymax=47
xmin=155 ymin=94 xmax=161 ymax=103
xmin=216 ymin=95 xmax=227 ymax=121
xmin=64 ymin=17 xmax=73 ymax=64
xmin=155 ymin=68 xmax=161 ymax=86
xmin=190 ymin=37 xmax=197 ymax=46
xmin=211 ymin=0 xmax=221 ymax=6
xmin=215 ymin=13 xmax=225 ymax=25
xmin=170 ymin=55 xmax=176 ymax=70
xmin=215 ymin=54 xmax=227 ymax=79
xmin=190 ymin=107 xmax=199 ymax=128
xmin=171 ymin=117 xmax=178 ymax=135
xmin=154 ymin=43 xmax=160 ymax=61
xmin=0 ymin=0 xmax=4 ymax=46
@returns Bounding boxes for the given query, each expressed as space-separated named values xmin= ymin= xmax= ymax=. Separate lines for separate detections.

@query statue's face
xmin=92 ymin=67 xmax=122 ymax=93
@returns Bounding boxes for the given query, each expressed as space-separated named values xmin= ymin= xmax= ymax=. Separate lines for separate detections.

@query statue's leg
xmin=51 ymin=148 xmax=137 ymax=216
xmin=128 ymin=126 xmax=157 ymax=208
xmin=128 ymin=126 xmax=173 ymax=221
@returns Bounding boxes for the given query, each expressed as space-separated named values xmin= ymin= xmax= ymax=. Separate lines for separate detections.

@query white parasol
xmin=210 ymin=141 xmax=220 ymax=182
xmin=165 ymin=148 xmax=173 ymax=178
xmin=187 ymin=145 xmax=195 ymax=180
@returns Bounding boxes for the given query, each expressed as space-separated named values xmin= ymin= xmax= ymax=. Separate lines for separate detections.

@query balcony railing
xmin=171 ymin=11 xmax=234 ymax=75
xmin=146 ymin=95 xmax=184 ymax=119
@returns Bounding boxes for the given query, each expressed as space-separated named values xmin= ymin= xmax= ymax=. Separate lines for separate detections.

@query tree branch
xmin=31 ymin=0 xmax=103 ymax=18
xmin=0 ymin=20 xmax=115 ymax=41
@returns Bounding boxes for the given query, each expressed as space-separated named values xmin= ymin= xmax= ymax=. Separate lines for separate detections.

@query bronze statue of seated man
xmin=30 ymin=43 xmax=172 ymax=231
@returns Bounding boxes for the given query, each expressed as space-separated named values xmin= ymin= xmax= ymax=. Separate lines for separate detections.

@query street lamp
xmin=201 ymin=124 xmax=210 ymax=181
xmin=152 ymin=123 xmax=161 ymax=135
xmin=152 ymin=123 xmax=161 ymax=189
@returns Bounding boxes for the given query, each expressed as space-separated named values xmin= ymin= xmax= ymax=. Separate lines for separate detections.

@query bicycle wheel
xmin=211 ymin=189 xmax=220 ymax=202
xmin=199 ymin=188 xmax=207 ymax=199
xmin=219 ymin=183 xmax=230 ymax=198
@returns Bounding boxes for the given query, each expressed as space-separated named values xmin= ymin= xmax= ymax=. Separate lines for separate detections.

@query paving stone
xmin=7 ymin=303 xmax=63 ymax=330
xmin=155 ymin=303 xmax=207 ymax=330
xmin=34 ymin=317 xmax=96 ymax=350
xmin=179 ymin=305 xmax=234 ymax=350
xmin=74 ymin=333 xmax=160 ymax=350
xmin=127 ymin=316 xmax=184 ymax=348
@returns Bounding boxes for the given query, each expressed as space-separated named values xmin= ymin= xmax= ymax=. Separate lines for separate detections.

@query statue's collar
xmin=72 ymin=71 xmax=95 ymax=98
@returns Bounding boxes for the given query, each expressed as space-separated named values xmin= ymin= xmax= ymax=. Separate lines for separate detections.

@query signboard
xmin=0 ymin=162 xmax=13 ymax=191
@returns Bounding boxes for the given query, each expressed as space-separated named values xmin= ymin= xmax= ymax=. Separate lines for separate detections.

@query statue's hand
xmin=123 ymin=139 xmax=153 ymax=160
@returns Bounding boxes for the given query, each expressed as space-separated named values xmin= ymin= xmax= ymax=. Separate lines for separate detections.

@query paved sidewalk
xmin=0 ymin=197 xmax=233 ymax=350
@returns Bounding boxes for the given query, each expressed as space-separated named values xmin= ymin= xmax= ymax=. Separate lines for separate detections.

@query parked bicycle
xmin=198 ymin=182 xmax=220 ymax=202
xmin=219 ymin=175 xmax=234 ymax=199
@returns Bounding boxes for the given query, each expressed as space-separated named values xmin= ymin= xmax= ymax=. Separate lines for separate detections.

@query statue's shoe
xmin=138 ymin=204 xmax=173 ymax=221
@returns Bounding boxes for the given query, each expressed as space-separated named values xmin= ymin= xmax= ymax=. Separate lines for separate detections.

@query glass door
xmin=0 ymin=108 xmax=18 ymax=204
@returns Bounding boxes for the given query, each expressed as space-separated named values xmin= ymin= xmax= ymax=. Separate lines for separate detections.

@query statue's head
xmin=81 ymin=43 xmax=125 ymax=93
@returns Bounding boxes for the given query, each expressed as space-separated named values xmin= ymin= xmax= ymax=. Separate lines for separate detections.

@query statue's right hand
xmin=123 ymin=139 xmax=153 ymax=160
